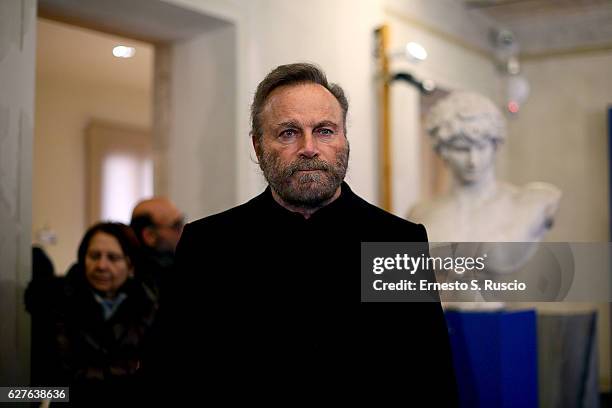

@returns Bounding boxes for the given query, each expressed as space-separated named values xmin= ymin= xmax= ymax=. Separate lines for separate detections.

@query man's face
xmin=439 ymin=135 xmax=496 ymax=185
xmin=150 ymin=206 xmax=184 ymax=253
xmin=134 ymin=199 xmax=184 ymax=253
xmin=254 ymin=83 xmax=349 ymax=208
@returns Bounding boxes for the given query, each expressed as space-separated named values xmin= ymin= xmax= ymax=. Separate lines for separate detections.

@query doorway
xmin=34 ymin=17 xmax=154 ymax=274
xmin=0 ymin=0 xmax=240 ymax=385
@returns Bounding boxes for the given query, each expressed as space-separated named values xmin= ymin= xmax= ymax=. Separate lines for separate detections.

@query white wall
xmin=384 ymin=0 xmax=496 ymax=53
xmin=499 ymin=50 xmax=612 ymax=391
xmin=168 ymin=24 xmax=237 ymax=221
xmin=34 ymin=77 xmax=151 ymax=274
xmin=500 ymin=52 xmax=612 ymax=242
xmin=384 ymin=0 xmax=499 ymax=217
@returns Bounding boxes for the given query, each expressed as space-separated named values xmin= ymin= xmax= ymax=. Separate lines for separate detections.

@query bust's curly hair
xmin=425 ymin=91 xmax=506 ymax=151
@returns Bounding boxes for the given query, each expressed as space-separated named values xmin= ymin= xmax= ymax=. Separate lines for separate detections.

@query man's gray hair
xmin=425 ymin=91 xmax=506 ymax=150
xmin=250 ymin=63 xmax=349 ymax=142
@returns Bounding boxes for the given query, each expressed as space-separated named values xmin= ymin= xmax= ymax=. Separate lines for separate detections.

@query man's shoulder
xmin=347 ymin=188 xmax=427 ymax=239
xmin=350 ymin=193 xmax=409 ymax=223
xmin=174 ymin=197 xmax=261 ymax=262
xmin=184 ymin=191 xmax=266 ymax=234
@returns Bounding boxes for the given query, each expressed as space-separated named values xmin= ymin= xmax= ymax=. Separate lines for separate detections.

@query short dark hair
xmin=130 ymin=214 xmax=155 ymax=245
xmin=77 ymin=222 xmax=141 ymax=271
xmin=250 ymin=62 xmax=349 ymax=142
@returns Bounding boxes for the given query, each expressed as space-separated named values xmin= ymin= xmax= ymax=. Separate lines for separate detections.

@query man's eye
xmin=317 ymin=128 xmax=334 ymax=136
xmin=279 ymin=129 xmax=297 ymax=139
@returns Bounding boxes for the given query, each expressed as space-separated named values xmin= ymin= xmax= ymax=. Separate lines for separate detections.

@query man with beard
xmin=161 ymin=63 xmax=458 ymax=406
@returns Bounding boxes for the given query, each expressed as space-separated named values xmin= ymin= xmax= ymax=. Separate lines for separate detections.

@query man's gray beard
xmin=258 ymin=142 xmax=350 ymax=209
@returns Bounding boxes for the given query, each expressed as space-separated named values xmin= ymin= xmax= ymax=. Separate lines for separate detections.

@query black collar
xmin=255 ymin=182 xmax=355 ymax=223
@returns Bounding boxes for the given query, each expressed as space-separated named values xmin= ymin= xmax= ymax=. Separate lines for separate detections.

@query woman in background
xmin=51 ymin=222 xmax=158 ymax=406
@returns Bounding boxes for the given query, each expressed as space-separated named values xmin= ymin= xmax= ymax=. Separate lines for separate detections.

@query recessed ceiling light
xmin=112 ymin=45 xmax=135 ymax=58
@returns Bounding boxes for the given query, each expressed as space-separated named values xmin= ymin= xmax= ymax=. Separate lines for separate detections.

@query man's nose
xmin=298 ymin=132 xmax=319 ymax=159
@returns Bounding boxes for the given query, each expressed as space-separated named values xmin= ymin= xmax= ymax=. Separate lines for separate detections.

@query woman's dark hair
xmin=77 ymin=222 xmax=141 ymax=270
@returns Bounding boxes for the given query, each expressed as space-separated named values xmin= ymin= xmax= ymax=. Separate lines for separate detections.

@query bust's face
xmin=439 ymin=136 xmax=496 ymax=185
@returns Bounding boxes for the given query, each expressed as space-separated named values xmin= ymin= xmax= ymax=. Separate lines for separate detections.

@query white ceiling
xmin=464 ymin=0 xmax=612 ymax=56
xmin=37 ymin=0 xmax=612 ymax=90
xmin=465 ymin=0 xmax=612 ymax=20
xmin=37 ymin=18 xmax=153 ymax=92
xmin=38 ymin=0 xmax=227 ymax=43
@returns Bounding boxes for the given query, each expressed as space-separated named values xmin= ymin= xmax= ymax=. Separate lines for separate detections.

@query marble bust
xmin=408 ymin=91 xmax=561 ymax=307
xmin=409 ymin=91 xmax=561 ymax=243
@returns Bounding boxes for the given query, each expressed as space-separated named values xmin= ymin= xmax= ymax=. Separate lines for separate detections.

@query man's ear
xmin=142 ymin=227 xmax=157 ymax=247
xmin=252 ymin=134 xmax=262 ymax=160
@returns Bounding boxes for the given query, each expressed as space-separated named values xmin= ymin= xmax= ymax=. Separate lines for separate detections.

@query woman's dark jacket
xmin=50 ymin=265 xmax=158 ymax=405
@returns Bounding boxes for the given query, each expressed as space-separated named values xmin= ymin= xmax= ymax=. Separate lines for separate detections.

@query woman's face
xmin=84 ymin=232 xmax=132 ymax=298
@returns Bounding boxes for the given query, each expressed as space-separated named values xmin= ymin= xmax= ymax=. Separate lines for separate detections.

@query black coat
xmin=159 ymin=183 xmax=458 ymax=405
